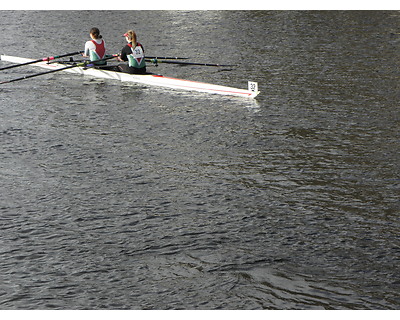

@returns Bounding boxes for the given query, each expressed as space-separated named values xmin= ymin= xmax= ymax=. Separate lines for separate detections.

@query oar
xmin=146 ymin=58 xmax=235 ymax=67
xmin=146 ymin=56 xmax=189 ymax=60
xmin=0 ymin=55 xmax=117 ymax=84
xmin=0 ymin=51 xmax=84 ymax=71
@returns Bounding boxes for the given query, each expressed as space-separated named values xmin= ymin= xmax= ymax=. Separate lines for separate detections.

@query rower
xmin=83 ymin=27 xmax=107 ymax=65
xmin=117 ymin=30 xmax=147 ymax=74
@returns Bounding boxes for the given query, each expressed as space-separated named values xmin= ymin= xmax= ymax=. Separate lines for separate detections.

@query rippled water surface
xmin=0 ymin=11 xmax=399 ymax=309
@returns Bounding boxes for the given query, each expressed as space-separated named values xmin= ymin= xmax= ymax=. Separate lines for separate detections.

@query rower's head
xmin=90 ymin=27 xmax=102 ymax=40
xmin=123 ymin=30 xmax=137 ymax=45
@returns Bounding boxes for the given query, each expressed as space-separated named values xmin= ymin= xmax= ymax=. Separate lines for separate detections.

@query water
xmin=0 ymin=11 xmax=399 ymax=309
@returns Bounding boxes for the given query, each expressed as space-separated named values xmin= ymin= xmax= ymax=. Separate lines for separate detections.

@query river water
xmin=0 ymin=10 xmax=399 ymax=309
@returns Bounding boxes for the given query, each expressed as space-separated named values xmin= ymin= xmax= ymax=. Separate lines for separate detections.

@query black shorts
xmin=117 ymin=64 xmax=147 ymax=74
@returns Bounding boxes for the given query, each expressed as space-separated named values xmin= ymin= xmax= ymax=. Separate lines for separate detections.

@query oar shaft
xmin=0 ymin=55 xmax=117 ymax=84
xmin=146 ymin=58 xmax=234 ymax=67
xmin=146 ymin=56 xmax=189 ymax=60
xmin=0 ymin=51 xmax=83 ymax=71
xmin=0 ymin=64 xmax=80 ymax=84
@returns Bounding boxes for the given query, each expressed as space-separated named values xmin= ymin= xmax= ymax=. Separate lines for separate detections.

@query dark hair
xmin=90 ymin=27 xmax=102 ymax=39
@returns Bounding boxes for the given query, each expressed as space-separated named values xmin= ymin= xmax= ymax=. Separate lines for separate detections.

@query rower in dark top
xmin=117 ymin=30 xmax=147 ymax=74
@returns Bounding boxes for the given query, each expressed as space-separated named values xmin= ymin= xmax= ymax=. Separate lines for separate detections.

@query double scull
xmin=0 ymin=55 xmax=260 ymax=98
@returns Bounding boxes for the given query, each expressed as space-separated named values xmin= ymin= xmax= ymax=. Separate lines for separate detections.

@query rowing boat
xmin=0 ymin=55 xmax=260 ymax=98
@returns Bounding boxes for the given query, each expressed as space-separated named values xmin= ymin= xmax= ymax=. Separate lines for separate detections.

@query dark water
xmin=0 ymin=11 xmax=399 ymax=309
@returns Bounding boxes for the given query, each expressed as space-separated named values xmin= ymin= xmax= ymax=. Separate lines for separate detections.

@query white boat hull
xmin=1 ymin=55 xmax=260 ymax=98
